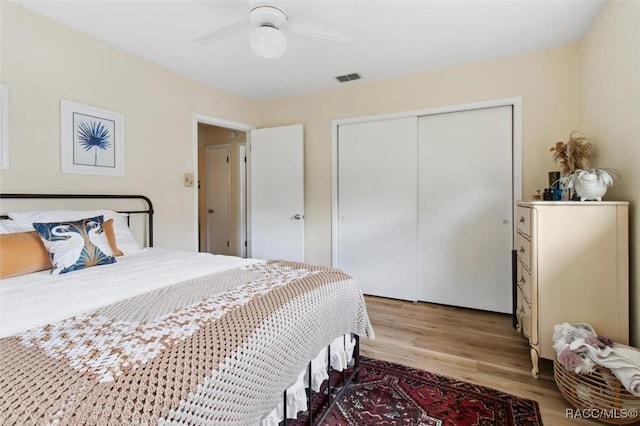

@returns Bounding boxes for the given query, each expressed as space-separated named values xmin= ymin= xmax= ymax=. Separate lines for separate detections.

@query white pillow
xmin=8 ymin=209 xmax=143 ymax=255
xmin=0 ymin=219 xmax=28 ymax=234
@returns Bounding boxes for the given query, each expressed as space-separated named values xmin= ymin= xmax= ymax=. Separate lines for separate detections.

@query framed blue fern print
xmin=60 ymin=99 xmax=124 ymax=176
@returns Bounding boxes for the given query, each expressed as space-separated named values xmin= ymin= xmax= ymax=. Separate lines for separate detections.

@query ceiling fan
xmin=194 ymin=3 xmax=358 ymax=59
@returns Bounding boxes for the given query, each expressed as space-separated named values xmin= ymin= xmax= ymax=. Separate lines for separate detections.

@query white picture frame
xmin=0 ymin=84 xmax=9 ymax=170
xmin=60 ymin=99 xmax=124 ymax=176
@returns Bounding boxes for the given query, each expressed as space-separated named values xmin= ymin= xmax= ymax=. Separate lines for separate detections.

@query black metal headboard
xmin=0 ymin=193 xmax=154 ymax=247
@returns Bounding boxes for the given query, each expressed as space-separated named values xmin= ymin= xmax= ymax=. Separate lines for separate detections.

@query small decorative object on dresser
xmin=565 ymin=168 xmax=620 ymax=201
xmin=514 ymin=201 xmax=629 ymax=378
xmin=549 ymin=132 xmax=620 ymax=201
xmin=549 ymin=132 xmax=592 ymax=176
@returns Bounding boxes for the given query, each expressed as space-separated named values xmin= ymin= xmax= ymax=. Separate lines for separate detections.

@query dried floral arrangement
xmin=550 ymin=132 xmax=592 ymax=175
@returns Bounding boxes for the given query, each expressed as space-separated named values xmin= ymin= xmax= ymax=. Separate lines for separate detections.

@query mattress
xmin=0 ymin=248 xmax=260 ymax=338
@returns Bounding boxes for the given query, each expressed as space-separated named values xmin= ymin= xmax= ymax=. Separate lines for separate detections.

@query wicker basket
xmin=554 ymin=357 xmax=640 ymax=425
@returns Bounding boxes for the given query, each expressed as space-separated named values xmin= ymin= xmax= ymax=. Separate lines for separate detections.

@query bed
xmin=0 ymin=194 xmax=374 ymax=425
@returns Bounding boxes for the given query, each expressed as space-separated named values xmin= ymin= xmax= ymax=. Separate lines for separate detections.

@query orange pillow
xmin=103 ymin=219 xmax=124 ymax=257
xmin=0 ymin=231 xmax=53 ymax=279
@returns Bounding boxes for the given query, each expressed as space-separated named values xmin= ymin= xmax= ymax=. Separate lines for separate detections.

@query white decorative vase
xmin=573 ymin=173 xmax=608 ymax=201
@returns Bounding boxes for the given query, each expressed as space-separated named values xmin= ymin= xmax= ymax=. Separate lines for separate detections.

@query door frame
xmin=205 ymin=144 xmax=231 ymax=254
xmin=330 ymin=97 xmax=523 ymax=266
xmin=192 ymin=114 xmax=254 ymax=252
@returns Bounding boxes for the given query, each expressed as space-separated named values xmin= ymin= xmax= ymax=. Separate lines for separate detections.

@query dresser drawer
xmin=516 ymin=206 xmax=531 ymax=236
xmin=516 ymin=232 xmax=532 ymax=271
xmin=517 ymin=260 xmax=531 ymax=304
xmin=517 ymin=292 xmax=531 ymax=339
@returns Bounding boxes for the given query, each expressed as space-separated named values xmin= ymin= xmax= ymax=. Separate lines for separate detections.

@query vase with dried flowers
xmin=549 ymin=132 xmax=620 ymax=201
xmin=550 ymin=132 xmax=592 ymax=176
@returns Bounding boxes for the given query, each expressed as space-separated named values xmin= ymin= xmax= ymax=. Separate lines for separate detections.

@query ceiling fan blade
xmin=287 ymin=16 xmax=359 ymax=43
xmin=194 ymin=20 xmax=249 ymax=46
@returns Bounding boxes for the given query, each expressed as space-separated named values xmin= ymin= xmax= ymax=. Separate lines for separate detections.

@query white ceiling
xmin=14 ymin=0 xmax=606 ymax=101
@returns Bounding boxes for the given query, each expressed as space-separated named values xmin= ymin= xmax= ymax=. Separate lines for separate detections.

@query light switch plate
xmin=184 ymin=173 xmax=194 ymax=187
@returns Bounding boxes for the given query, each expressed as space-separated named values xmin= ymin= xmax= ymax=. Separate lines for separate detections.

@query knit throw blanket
xmin=0 ymin=260 xmax=374 ymax=425
xmin=553 ymin=322 xmax=640 ymax=397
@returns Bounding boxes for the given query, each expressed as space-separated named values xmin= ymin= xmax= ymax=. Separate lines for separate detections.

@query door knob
xmin=293 ymin=214 xmax=303 ymax=220
xmin=502 ymin=219 xmax=509 ymax=225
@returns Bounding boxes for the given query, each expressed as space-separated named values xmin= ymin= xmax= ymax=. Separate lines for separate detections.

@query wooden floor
xmin=360 ymin=296 xmax=600 ymax=425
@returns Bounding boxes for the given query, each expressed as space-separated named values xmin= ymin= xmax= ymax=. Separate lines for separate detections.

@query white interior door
xmin=337 ymin=117 xmax=418 ymax=301
xmin=249 ymin=124 xmax=304 ymax=261
xmin=418 ymin=106 xmax=513 ymax=313
xmin=206 ymin=145 xmax=230 ymax=255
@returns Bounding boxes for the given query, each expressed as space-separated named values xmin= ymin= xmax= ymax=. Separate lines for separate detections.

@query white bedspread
xmin=0 ymin=248 xmax=261 ymax=338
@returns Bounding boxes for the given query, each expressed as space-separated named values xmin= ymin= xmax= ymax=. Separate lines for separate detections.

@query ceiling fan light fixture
xmin=250 ymin=25 xmax=287 ymax=59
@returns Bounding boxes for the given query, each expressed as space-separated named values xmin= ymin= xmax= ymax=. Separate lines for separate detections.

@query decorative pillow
xmin=33 ymin=216 xmax=117 ymax=275
xmin=0 ymin=231 xmax=53 ymax=279
xmin=8 ymin=209 xmax=142 ymax=254
xmin=103 ymin=219 xmax=124 ymax=256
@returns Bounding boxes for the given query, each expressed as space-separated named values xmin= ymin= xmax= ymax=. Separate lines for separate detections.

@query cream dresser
xmin=515 ymin=201 xmax=629 ymax=378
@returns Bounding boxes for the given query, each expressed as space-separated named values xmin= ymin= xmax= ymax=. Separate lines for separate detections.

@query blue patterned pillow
xmin=33 ymin=215 xmax=116 ymax=275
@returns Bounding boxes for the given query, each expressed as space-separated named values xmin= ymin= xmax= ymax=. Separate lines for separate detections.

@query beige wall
xmin=0 ymin=2 xmax=4 ymax=81
xmin=257 ymin=45 xmax=580 ymax=266
xmin=1 ymin=1 xmax=581 ymax=265
xmin=578 ymin=0 xmax=640 ymax=345
xmin=0 ymin=3 xmax=258 ymax=250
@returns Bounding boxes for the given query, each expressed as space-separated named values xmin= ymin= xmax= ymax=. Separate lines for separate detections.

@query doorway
xmin=193 ymin=114 xmax=305 ymax=261
xmin=197 ymin=122 xmax=247 ymax=256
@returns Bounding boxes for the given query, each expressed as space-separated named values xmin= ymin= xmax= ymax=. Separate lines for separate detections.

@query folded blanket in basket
xmin=553 ymin=322 xmax=640 ymax=397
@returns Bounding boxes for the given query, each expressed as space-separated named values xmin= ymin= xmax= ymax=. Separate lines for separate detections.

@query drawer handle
xmin=519 ymin=216 xmax=526 ymax=223
xmin=519 ymin=246 xmax=526 ymax=253
xmin=518 ymin=277 xmax=526 ymax=285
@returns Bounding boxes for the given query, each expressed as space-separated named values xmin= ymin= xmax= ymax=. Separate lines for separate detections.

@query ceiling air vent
xmin=336 ymin=73 xmax=361 ymax=83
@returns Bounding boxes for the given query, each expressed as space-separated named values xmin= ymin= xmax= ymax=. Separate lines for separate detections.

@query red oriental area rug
xmin=295 ymin=356 xmax=543 ymax=426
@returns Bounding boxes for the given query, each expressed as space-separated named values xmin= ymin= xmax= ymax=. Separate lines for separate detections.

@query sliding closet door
xmin=337 ymin=117 xmax=418 ymax=301
xmin=418 ymin=106 xmax=512 ymax=313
